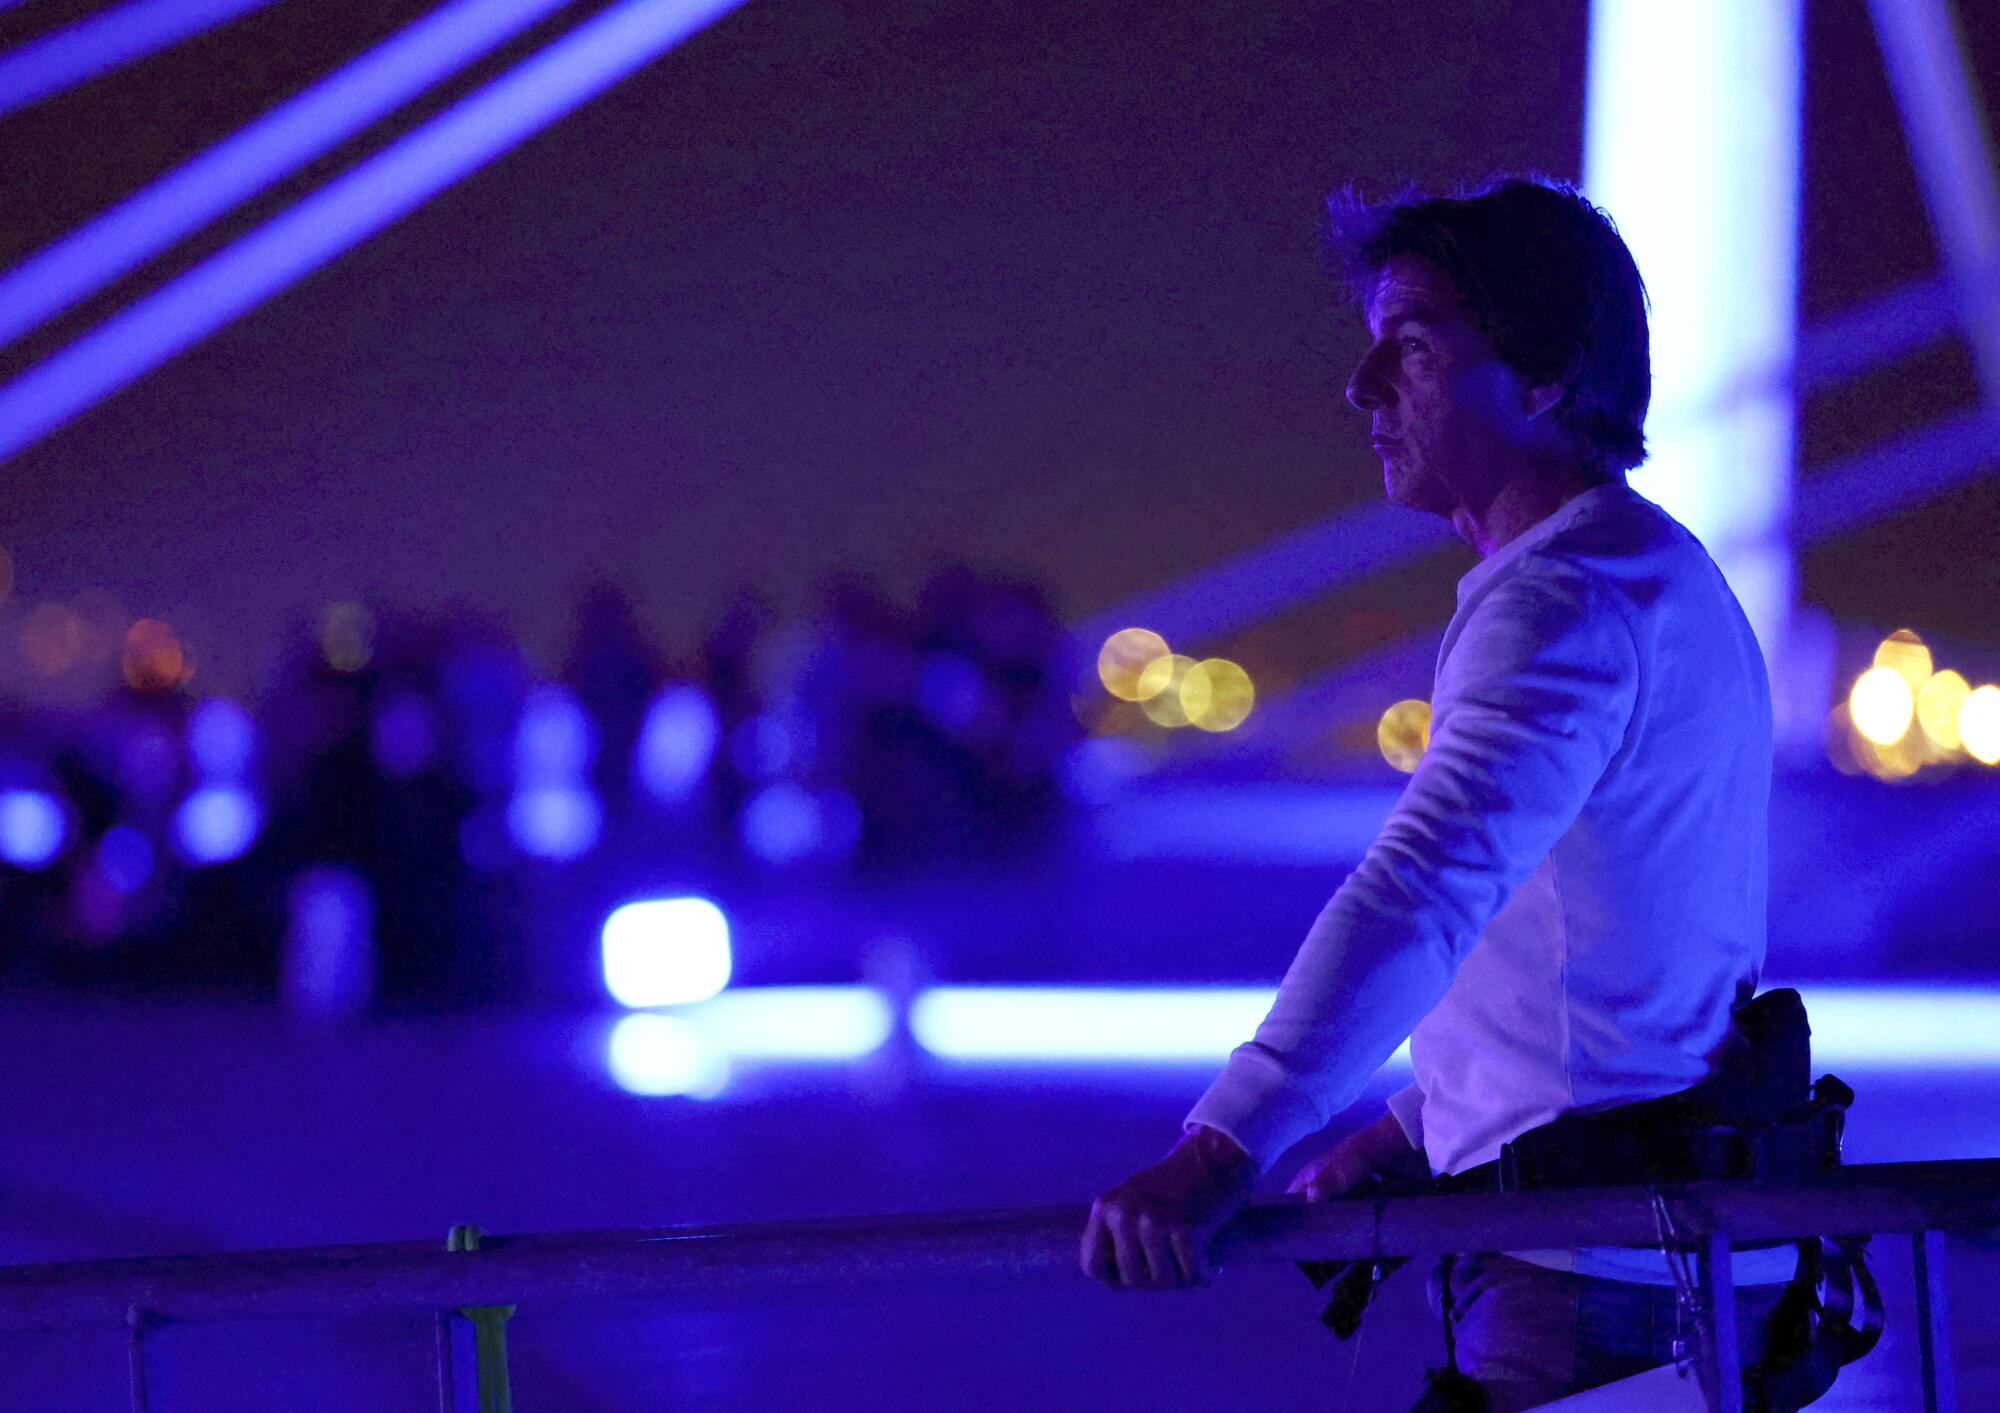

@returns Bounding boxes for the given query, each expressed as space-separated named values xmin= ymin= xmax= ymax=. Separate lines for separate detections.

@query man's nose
xmin=1345 ymin=348 xmax=1389 ymax=412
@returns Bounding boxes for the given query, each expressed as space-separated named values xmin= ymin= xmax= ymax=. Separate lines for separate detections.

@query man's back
xmin=1409 ymin=480 xmax=1773 ymax=1178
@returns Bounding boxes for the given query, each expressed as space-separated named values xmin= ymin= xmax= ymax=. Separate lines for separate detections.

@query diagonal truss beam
xmin=0 ymin=0 xmax=744 ymax=466
xmin=1868 ymin=0 xmax=2000 ymax=407
xmin=0 ymin=0 xmax=577 ymax=350
xmin=0 ymin=0 xmax=281 ymax=121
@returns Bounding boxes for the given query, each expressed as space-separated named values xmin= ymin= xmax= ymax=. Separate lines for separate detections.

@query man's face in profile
xmin=1345 ymin=254 xmax=1542 ymax=520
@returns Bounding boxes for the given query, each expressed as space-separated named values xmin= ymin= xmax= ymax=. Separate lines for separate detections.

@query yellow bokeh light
xmin=1872 ymin=629 xmax=1932 ymax=694
xmin=1960 ymin=685 xmax=2000 ymax=767
xmin=1848 ymin=665 xmax=1914 ymax=746
xmin=1377 ymin=698 xmax=1431 ymax=773
xmin=320 ymin=601 xmax=376 ymax=674
xmin=123 ymin=619 xmax=189 ymax=692
xmin=1138 ymin=654 xmax=1199 ymax=727
xmin=1184 ymin=658 xmax=1255 ymax=732
xmin=1097 ymin=628 xmax=1170 ymax=702
xmin=1916 ymin=669 xmax=1970 ymax=753
xmin=1854 ymin=727 xmax=1925 ymax=782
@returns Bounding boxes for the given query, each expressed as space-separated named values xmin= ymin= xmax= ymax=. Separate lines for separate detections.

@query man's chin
xmin=1383 ymin=474 xmax=1453 ymax=517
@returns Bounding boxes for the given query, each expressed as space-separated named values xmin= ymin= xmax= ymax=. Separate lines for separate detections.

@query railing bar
xmin=1694 ymin=1231 xmax=1743 ymax=1413
xmin=1914 ymin=1229 xmax=1959 ymax=1413
xmin=4 ymin=1160 xmax=2000 ymax=1331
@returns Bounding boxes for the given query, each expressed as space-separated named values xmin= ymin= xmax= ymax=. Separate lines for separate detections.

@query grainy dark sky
xmin=0 ymin=0 xmax=1991 ymax=697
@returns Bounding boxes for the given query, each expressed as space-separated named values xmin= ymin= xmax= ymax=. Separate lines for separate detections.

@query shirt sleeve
xmin=1385 ymin=1082 xmax=1426 ymax=1148
xmin=1183 ymin=558 xmax=1640 ymax=1171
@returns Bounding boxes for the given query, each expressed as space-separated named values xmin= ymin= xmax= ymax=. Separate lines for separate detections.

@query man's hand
xmin=1080 ymin=1124 xmax=1258 ymax=1291
xmin=1284 ymin=1109 xmax=1417 ymax=1201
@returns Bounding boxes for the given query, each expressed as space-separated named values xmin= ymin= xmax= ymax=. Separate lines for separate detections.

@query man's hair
xmin=1324 ymin=176 xmax=1651 ymax=475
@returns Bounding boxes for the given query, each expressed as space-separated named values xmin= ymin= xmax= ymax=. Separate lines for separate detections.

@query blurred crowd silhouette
xmin=0 ymin=569 xmax=1080 ymax=1012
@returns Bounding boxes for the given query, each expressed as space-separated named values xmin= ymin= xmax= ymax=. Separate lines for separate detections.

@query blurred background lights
xmin=601 ymin=896 xmax=732 ymax=1009
xmin=1848 ymin=664 xmax=1916 ymax=746
xmin=1183 ymin=657 xmax=1254 ymax=732
xmin=1917 ymin=669 xmax=1972 ymax=752
xmin=188 ymin=697 xmax=255 ymax=779
xmin=0 ymin=789 xmax=66 ymax=868
xmin=95 ymin=825 xmax=153 ymax=893
xmin=506 ymin=785 xmax=601 ymax=860
xmin=173 ymin=785 xmax=259 ymax=865
xmin=909 ymin=985 xmax=1412 ymax=1065
xmin=1960 ymin=686 xmax=2000 ymax=766
xmin=605 ymin=1013 xmax=728 ymax=1098
xmin=1377 ymin=698 xmax=1432 ymax=773
xmin=23 ymin=602 xmax=86 ymax=677
xmin=1096 ymin=627 xmax=1169 ymax=701
xmin=514 ymin=684 xmax=595 ymax=782
xmin=1137 ymin=653 xmax=1199 ymax=727
xmin=123 ymin=618 xmax=189 ymax=692
xmin=688 ymin=986 xmax=893 ymax=1059
xmin=635 ymin=684 xmax=719 ymax=802
xmin=318 ymin=601 xmax=376 ymax=673
xmin=1873 ymin=629 xmax=1933 ymax=693
xmin=282 ymin=865 xmax=374 ymax=1023
xmin=739 ymin=781 xmax=856 ymax=865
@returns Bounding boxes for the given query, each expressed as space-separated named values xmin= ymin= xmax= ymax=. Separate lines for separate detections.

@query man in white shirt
xmin=1080 ymin=178 xmax=1792 ymax=1409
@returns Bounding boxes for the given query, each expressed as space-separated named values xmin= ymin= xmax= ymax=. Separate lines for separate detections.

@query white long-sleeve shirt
xmin=1186 ymin=481 xmax=1787 ymax=1282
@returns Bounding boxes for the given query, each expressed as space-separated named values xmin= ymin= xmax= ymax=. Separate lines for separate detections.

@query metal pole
xmin=1694 ymin=1231 xmax=1742 ymax=1413
xmin=1914 ymin=1229 xmax=1958 ymax=1413
xmin=126 ymin=1306 xmax=153 ymax=1413
xmin=443 ymin=1225 xmax=514 ymax=1413
xmin=435 ymin=1308 xmax=458 ymax=1413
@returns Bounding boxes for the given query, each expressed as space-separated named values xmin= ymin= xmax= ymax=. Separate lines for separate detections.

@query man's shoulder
xmin=1516 ymin=488 xmax=1712 ymax=611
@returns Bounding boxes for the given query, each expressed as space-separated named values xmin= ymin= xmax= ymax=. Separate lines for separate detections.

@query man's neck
xmin=1451 ymin=467 xmax=1610 ymax=559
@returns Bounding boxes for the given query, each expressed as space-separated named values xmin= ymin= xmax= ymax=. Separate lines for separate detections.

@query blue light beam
xmin=0 ymin=0 xmax=575 ymax=349
xmin=1585 ymin=0 xmax=1803 ymax=663
xmin=0 ymin=0 xmax=281 ymax=121
xmin=0 ymin=0 xmax=746 ymax=465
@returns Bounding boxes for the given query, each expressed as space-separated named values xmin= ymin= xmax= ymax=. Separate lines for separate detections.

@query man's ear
xmin=1522 ymin=379 xmax=1567 ymax=420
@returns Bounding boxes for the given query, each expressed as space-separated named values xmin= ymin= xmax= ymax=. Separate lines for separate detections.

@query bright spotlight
xmin=1916 ymin=669 xmax=1971 ymax=752
xmin=601 ymin=896 xmax=732 ymax=1008
xmin=173 ymin=786 xmax=260 ymax=865
xmin=187 ymin=697 xmax=256 ymax=778
xmin=605 ymin=1013 xmax=728 ymax=1098
xmin=1184 ymin=657 xmax=1255 ymax=732
xmin=1872 ymin=629 xmax=1933 ymax=693
xmin=1848 ymin=665 xmax=1915 ymax=746
xmin=1377 ymin=699 xmax=1431 ymax=773
xmin=0 ymin=790 xmax=66 ymax=869
xmin=506 ymin=785 xmax=602 ymax=861
xmin=1097 ymin=628 xmax=1170 ymax=702
xmin=635 ymin=684 xmax=719 ymax=802
xmin=514 ymin=684 xmax=596 ymax=782
xmin=1138 ymin=654 xmax=1200 ymax=727
xmin=1961 ymin=685 xmax=2000 ymax=766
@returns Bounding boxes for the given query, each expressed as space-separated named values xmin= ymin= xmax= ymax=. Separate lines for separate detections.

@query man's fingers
xmin=1134 ymin=1214 xmax=1177 ymax=1287
xmin=1080 ymin=1204 xmax=1119 ymax=1287
xmin=1108 ymin=1214 xmax=1149 ymax=1290
xmin=1169 ymin=1229 xmax=1210 ymax=1285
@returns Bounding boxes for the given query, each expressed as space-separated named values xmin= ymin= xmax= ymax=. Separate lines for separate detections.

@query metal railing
xmin=3 ymin=1157 xmax=1994 ymax=1412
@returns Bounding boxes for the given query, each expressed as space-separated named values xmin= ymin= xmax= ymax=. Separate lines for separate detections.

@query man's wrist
xmin=1177 ymin=1122 xmax=1258 ymax=1183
